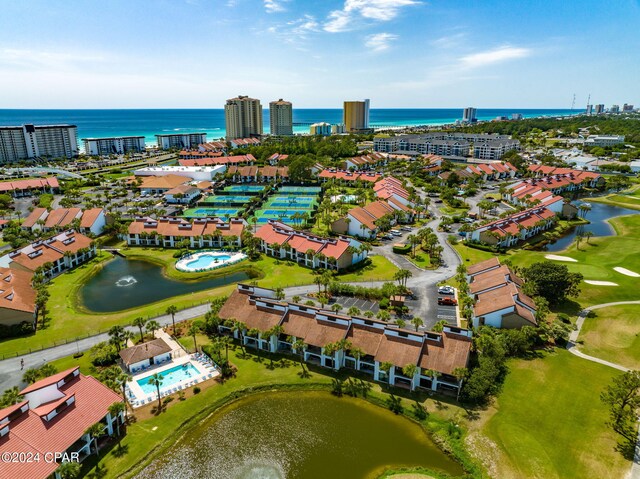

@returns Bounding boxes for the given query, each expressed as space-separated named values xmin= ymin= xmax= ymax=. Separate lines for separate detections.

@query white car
xmin=438 ymin=286 xmax=455 ymax=295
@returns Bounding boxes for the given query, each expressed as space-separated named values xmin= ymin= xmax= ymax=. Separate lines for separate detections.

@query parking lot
xmin=332 ymin=296 xmax=380 ymax=314
xmin=428 ymin=285 xmax=458 ymax=325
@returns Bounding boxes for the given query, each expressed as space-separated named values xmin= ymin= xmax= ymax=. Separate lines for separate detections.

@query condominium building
xmin=343 ymin=99 xmax=370 ymax=132
xmin=156 ymin=132 xmax=207 ymax=150
xmin=83 ymin=136 xmax=146 ymax=156
xmin=0 ymin=124 xmax=78 ymax=163
xmin=462 ymin=107 xmax=477 ymax=123
xmin=623 ymin=103 xmax=634 ymax=112
xmin=269 ymin=99 xmax=293 ymax=136
xmin=473 ymin=139 xmax=521 ymax=160
xmin=224 ymin=95 xmax=263 ymax=139
xmin=309 ymin=122 xmax=332 ymax=136
xmin=331 ymin=123 xmax=346 ymax=134
xmin=594 ymin=104 xmax=605 ymax=114
xmin=586 ymin=104 xmax=593 ymax=115
xmin=584 ymin=135 xmax=625 ymax=147
xmin=610 ymin=104 xmax=620 ymax=113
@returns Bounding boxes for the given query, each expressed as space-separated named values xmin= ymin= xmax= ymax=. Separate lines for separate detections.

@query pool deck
xmin=175 ymin=251 xmax=247 ymax=272
xmin=127 ymin=353 xmax=220 ymax=408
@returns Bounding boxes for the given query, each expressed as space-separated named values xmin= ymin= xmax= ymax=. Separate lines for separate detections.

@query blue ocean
xmin=0 ymin=108 xmax=579 ymax=146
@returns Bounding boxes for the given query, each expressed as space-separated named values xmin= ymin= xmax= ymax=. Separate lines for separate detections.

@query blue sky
xmin=0 ymin=0 xmax=638 ymax=108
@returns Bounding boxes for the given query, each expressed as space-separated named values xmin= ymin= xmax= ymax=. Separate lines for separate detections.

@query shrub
xmin=379 ymin=298 xmax=390 ymax=309
xmin=89 ymin=342 xmax=118 ymax=366
xmin=392 ymin=244 xmax=411 ymax=254
xmin=193 ymin=386 xmax=201 ymax=394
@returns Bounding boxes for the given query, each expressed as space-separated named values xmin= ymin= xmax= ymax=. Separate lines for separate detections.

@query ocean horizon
xmin=0 ymin=108 xmax=581 ymax=147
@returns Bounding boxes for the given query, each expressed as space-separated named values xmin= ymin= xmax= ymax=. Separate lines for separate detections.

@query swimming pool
xmin=137 ymin=362 xmax=200 ymax=394
xmin=186 ymin=253 xmax=232 ymax=269
xmin=176 ymin=251 xmax=247 ymax=272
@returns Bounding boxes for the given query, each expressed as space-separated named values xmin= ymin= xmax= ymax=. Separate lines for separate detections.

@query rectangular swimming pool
xmin=137 ymin=362 xmax=201 ymax=394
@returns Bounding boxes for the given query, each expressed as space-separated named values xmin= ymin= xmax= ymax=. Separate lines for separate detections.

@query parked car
xmin=438 ymin=297 xmax=458 ymax=306
xmin=435 ymin=199 xmax=443 ymax=203
xmin=400 ymin=226 xmax=412 ymax=231
xmin=438 ymin=286 xmax=454 ymax=294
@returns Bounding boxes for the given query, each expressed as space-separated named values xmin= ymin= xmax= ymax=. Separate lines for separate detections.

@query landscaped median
xmin=0 ymin=249 xmax=399 ymax=357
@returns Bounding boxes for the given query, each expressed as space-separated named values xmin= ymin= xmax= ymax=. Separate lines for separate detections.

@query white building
xmin=0 ymin=124 xmax=78 ymax=163
xmin=119 ymin=338 xmax=173 ymax=373
xmin=133 ymin=165 xmax=226 ymax=182
xmin=331 ymin=123 xmax=346 ymax=134
xmin=83 ymin=136 xmax=146 ymax=155
xmin=584 ymin=135 xmax=625 ymax=147
xmin=156 ymin=133 xmax=207 ymax=150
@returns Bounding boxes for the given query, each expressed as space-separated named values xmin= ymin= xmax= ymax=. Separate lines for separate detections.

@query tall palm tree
xmin=0 ymin=387 xmax=23 ymax=408
xmin=132 ymin=317 xmax=147 ymax=343
xmin=84 ymin=422 xmax=105 ymax=457
xmin=288 ymin=336 xmax=307 ymax=376
xmin=188 ymin=322 xmax=201 ymax=352
xmin=166 ymin=305 xmax=178 ymax=335
xmin=108 ymin=325 xmax=126 ymax=352
xmin=108 ymin=402 xmax=126 ymax=439
xmin=57 ymin=461 xmax=81 ymax=479
xmin=147 ymin=373 xmax=164 ymax=409
xmin=146 ymin=320 xmax=161 ymax=339
xmin=410 ymin=316 xmax=424 ymax=331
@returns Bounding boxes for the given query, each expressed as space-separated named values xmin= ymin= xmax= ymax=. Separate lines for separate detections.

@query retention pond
xmin=79 ymin=256 xmax=249 ymax=312
xmin=136 ymin=391 xmax=464 ymax=479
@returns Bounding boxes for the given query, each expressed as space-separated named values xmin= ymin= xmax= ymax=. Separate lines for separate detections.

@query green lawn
xmin=0 ymin=250 xmax=398 ymax=357
xmin=579 ymin=304 xmax=640 ymax=369
xmin=590 ymin=185 xmax=640 ymax=211
xmin=78 ymin=346 xmax=469 ymax=479
xmin=481 ymin=349 xmax=629 ymax=479
xmin=453 ymin=242 xmax=502 ymax=265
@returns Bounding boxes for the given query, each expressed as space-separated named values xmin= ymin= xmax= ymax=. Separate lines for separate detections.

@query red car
xmin=437 ymin=297 xmax=457 ymax=306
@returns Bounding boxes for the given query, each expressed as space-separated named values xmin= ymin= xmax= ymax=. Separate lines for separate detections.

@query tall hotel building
xmin=83 ymin=136 xmax=146 ymax=155
xmin=156 ymin=132 xmax=207 ymax=150
xmin=224 ymin=95 xmax=263 ymax=140
xmin=0 ymin=124 xmax=78 ymax=163
xmin=269 ymin=99 xmax=293 ymax=136
xmin=463 ymin=107 xmax=477 ymax=123
xmin=343 ymin=99 xmax=370 ymax=133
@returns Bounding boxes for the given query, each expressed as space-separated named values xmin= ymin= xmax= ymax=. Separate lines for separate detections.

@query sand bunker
xmin=584 ymin=280 xmax=619 ymax=286
xmin=545 ymin=254 xmax=578 ymax=262
xmin=614 ymin=267 xmax=640 ymax=277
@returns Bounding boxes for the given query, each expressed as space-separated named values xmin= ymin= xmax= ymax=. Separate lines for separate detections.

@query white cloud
xmin=365 ymin=33 xmax=398 ymax=52
xmin=431 ymin=32 xmax=466 ymax=49
xmin=324 ymin=0 xmax=418 ymax=32
xmin=264 ymin=0 xmax=287 ymax=13
xmin=459 ymin=46 xmax=531 ymax=69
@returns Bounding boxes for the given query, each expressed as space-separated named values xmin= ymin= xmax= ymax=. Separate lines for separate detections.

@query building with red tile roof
xmin=126 ymin=217 xmax=245 ymax=249
xmin=466 ymin=259 xmax=537 ymax=329
xmin=1 ymin=231 xmax=96 ymax=279
xmin=344 ymin=152 xmax=387 ymax=170
xmin=230 ymin=137 xmax=261 ymax=148
xmin=331 ymin=200 xmax=397 ymax=239
xmin=0 ymin=177 xmax=59 ymax=197
xmin=0 ymin=267 xmax=36 ymax=327
xmin=219 ymin=284 xmax=472 ymax=394
xmin=467 ymin=205 xmax=559 ymax=248
xmin=255 ymin=220 xmax=366 ymax=271
xmin=0 ymin=367 xmax=124 ymax=479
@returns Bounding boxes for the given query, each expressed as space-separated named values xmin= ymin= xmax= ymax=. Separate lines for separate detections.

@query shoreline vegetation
xmin=0 ymin=248 xmax=399 ymax=357
xmin=71 ymin=347 xmax=483 ymax=479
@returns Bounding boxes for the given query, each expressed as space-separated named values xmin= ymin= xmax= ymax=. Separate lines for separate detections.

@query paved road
xmin=0 ymin=303 xmax=212 ymax=392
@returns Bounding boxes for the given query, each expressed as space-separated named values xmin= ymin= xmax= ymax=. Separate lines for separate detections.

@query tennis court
xmin=183 ymin=208 xmax=241 ymax=218
xmin=278 ymin=186 xmax=321 ymax=195
xmin=266 ymin=196 xmax=317 ymax=209
xmin=202 ymin=195 xmax=252 ymax=205
xmin=223 ymin=185 xmax=266 ymax=194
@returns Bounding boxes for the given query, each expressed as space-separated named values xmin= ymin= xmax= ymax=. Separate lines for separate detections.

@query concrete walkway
xmin=566 ymin=300 xmax=640 ymax=479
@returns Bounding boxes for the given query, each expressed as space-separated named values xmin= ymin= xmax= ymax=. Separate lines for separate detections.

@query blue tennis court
xmin=278 ymin=186 xmax=321 ymax=195
xmin=202 ymin=195 xmax=252 ymax=204
xmin=259 ymin=209 xmax=310 ymax=216
xmin=184 ymin=208 xmax=241 ymax=217
xmin=223 ymin=185 xmax=266 ymax=194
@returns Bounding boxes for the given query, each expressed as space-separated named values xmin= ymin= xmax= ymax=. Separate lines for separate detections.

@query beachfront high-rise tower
xmin=463 ymin=107 xmax=477 ymax=123
xmin=224 ymin=95 xmax=263 ymax=140
xmin=343 ymin=99 xmax=370 ymax=133
xmin=0 ymin=124 xmax=78 ymax=163
xmin=269 ymin=99 xmax=293 ymax=136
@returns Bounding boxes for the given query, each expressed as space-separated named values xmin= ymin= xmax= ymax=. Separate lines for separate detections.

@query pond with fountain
xmin=136 ymin=391 xmax=465 ymax=479
xmin=79 ymin=256 xmax=249 ymax=312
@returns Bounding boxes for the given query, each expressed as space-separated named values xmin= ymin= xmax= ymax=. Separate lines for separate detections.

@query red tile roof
xmin=20 ymin=367 xmax=79 ymax=394
xmin=0 ymin=267 xmax=36 ymax=314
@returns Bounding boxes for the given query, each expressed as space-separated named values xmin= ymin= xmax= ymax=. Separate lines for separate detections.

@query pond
xmin=136 ymin=391 xmax=464 ymax=479
xmin=545 ymin=202 xmax=637 ymax=252
xmin=78 ymin=256 xmax=249 ymax=312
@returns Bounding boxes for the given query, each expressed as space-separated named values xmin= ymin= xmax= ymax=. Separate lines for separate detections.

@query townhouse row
xmin=21 ymin=207 xmax=106 ymax=235
xmin=126 ymin=217 xmax=245 ymax=248
xmin=218 ymin=284 xmax=472 ymax=394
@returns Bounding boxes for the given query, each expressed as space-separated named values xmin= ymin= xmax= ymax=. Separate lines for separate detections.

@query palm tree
xmin=394 ymin=269 xmax=413 ymax=289
xmin=57 ymin=461 xmax=81 ymax=479
xmin=216 ymin=335 xmax=233 ymax=364
xmin=292 ymin=295 xmax=301 ymax=303
xmin=108 ymin=325 xmax=127 ymax=352
xmin=146 ymin=320 xmax=161 ymax=339
xmin=166 ymin=305 xmax=178 ymax=335
xmin=402 ymin=363 xmax=417 ymax=388
xmin=376 ymin=310 xmax=391 ymax=321
xmin=363 ymin=310 xmax=375 ymax=318
xmin=584 ymin=230 xmax=594 ymax=244
xmin=132 ymin=317 xmax=147 ymax=343
xmin=347 ymin=306 xmax=361 ymax=316
xmin=188 ymin=322 xmax=202 ymax=352
xmin=433 ymin=319 xmax=448 ymax=332
xmin=410 ymin=316 xmax=424 ymax=331
xmin=379 ymin=361 xmax=393 ymax=383
xmin=84 ymin=422 xmax=105 ymax=457
xmin=108 ymin=402 xmax=126 ymax=439
xmin=147 ymin=373 xmax=164 ymax=409
xmin=331 ymin=303 xmax=343 ymax=313
xmin=288 ymin=336 xmax=307 ymax=376
xmin=35 ymin=286 xmax=49 ymax=330
xmin=232 ymin=320 xmax=247 ymax=354
xmin=0 ymin=387 xmax=23 ymax=408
